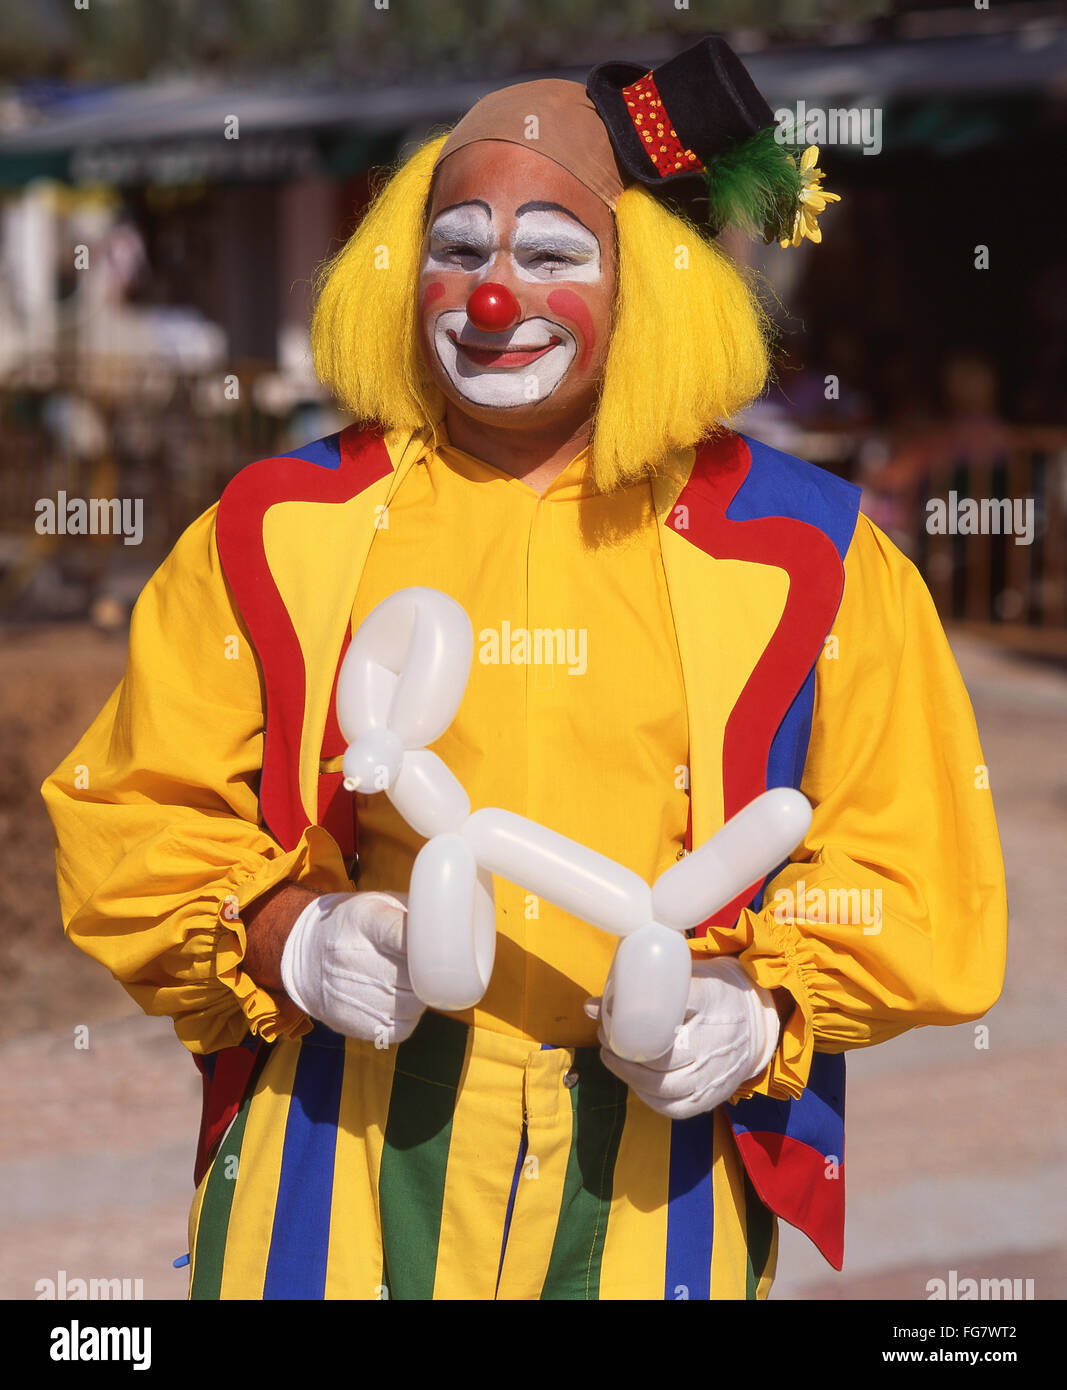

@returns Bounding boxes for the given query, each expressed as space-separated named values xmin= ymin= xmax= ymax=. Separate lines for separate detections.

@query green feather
xmin=701 ymin=128 xmax=804 ymax=242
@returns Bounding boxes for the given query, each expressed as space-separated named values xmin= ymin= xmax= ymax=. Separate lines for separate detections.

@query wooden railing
xmin=866 ymin=429 xmax=1067 ymax=657
xmin=4 ymin=375 xmax=1066 ymax=654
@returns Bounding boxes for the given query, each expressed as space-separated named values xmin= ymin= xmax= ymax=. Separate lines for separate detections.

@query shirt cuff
xmin=688 ymin=904 xmax=819 ymax=1102
xmin=212 ymin=824 xmax=354 ymax=1047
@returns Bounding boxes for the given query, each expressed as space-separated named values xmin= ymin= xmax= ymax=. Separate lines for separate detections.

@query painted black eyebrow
xmin=515 ymin=201 xmax=599 ymax=249
xmin=431 ymin=200 xmax=492 ymax=222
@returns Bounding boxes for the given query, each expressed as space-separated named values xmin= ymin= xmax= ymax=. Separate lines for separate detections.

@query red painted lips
xmin=448 ymin=330 xmax=563 ymax=370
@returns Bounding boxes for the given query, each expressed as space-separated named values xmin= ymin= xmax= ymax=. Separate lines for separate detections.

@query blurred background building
xmin=0 ymin=0 xmax=1064 ymax=645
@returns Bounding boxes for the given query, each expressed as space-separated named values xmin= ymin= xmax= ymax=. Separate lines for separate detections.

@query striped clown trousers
xmin=189 ymin=1012 xmax=777 ymax=1300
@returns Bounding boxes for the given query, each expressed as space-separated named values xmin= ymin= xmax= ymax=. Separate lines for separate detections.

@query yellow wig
xmin=310 ymin=133 xmax=772 ymax=491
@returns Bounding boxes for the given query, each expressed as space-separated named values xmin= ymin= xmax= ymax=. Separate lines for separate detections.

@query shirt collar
xmin=418 ymin=419 xmax=601 ymax=502
xmin=406 ymin=417 xmax=695 ymax=512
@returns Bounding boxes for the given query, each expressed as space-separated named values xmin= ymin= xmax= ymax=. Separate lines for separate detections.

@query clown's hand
xmin=585 ymin=957 xmax=780 ymax=1120
xmin=280 ymin=890 xmax=425 ymax=1046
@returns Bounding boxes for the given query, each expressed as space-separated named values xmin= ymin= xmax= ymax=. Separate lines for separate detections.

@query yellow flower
xmin=780 ymin=145 xmax=841 ymax=248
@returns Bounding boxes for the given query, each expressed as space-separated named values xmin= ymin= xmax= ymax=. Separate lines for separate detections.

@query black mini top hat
xmin=587 ymin=35 xmax=830 ymax=244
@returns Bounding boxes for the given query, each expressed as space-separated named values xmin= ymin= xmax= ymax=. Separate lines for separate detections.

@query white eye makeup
xmin=423 ymin=202 xmax=602 ymax=283
xmin=425 ymin=205 xmax=494 ymax=271
xmin=510 ymin=208 xmax=602 ymax=283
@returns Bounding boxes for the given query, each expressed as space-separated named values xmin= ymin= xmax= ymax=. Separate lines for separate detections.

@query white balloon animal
xmin=337 ymin=587 xmax=812 ymax=1062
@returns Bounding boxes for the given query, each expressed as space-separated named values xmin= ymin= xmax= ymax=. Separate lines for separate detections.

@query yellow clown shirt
xmin=42 ymin=421 xmax=1008 ymax=1300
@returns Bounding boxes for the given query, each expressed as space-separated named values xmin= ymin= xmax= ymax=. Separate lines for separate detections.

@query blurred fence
xmin=866 ymin=428 xmax=1067 ymax=658
xmin=2 ymin=373 xmax=1065 ymax=654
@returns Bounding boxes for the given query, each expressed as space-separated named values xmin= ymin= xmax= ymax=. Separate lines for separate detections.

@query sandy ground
xmin=1 ymin=620 xmax=1064 ymax=1301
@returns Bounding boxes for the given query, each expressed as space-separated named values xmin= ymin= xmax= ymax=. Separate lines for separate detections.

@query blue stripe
xmin=664 ymin=1112 xmax=716 ymax=1301
xmin=727 ymin=1052 xmax=845 ymax=1153
xmin=279 ymin=431 xmax=343 ymax=469
xmin=495 ymin=1124 xmax=528 ymax=1293
xmin=262 ymin=1023 xmax=346 ymax=1299
xmin=732 ymin=435 xmax=861 ymax=558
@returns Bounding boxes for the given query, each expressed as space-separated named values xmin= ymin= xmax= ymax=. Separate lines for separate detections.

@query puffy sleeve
xmin=41 ymin=505 xmax=354 ymax=1055
xmin=690 ymin=511 xmax=1008 ymax=1101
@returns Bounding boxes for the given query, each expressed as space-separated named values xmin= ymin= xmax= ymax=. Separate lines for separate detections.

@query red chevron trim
xmin=672 ymin=432 xmax=845 ymax=929
xmin=192 ymin=1046 xmax=261 ymax=1188
xmin=734 ymin=1130 xmax=845 ymax=1269
xmin=215 ymin=425 xmax=392 ymax=851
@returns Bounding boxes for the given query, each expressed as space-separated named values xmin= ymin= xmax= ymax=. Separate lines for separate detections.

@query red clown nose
xmin=466 ymin=282 xmax=521 ymax=333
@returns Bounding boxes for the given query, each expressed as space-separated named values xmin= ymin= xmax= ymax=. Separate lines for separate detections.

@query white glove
xmin=280 ymin=890 xmax=425 ymax=1046
xmin=586 ymin=957 xmax=780 ymax=1120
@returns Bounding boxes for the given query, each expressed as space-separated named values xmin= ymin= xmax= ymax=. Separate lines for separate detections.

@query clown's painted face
xmin=418 ymin=142 xmax=616 ymax=426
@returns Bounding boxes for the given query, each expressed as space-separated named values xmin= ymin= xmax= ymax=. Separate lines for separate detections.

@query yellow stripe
xmin=658 ymin=531 xmax=789 ymax=847
xmin=598 ymin=1096 xmax=670 ymax=1299
xmin=495 ymin=1047 xmax=574 ymax=1300
xmin=710 ymin=1107 xmax=751 ymax=1299
xmin=264 ymin=487 xmax=394 ymax=826
xmin=186 ymin=1169 xmax=208 ymax=1300
xmin=323 ymin=1038 xmax=398 ymax=1300
xmin=756 ymin=1222 xmax=779 ymax=1300
xmin=217 ymin=1041 xmax=302 ymax=1299
xmin=432 ymin=1028 xmax=520 ymax=1299
xmin=261 ymin=426 xmax=428 ymax=828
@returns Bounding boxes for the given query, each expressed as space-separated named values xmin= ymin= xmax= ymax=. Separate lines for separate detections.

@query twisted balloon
xmin=338 ymin=587 xmax=812 ymax=1062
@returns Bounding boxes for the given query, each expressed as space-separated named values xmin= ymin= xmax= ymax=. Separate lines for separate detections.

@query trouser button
xmin=563 ymin=1069 xmax=579 ymax=1089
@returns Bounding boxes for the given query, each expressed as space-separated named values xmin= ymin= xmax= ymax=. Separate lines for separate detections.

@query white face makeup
xmin=432 ymin=309 xmax=578 ymax=408
xmin=423 ymin=201 xmax=603 ymax=408
xmin=508 ymin=206 xmax=602 ymax=283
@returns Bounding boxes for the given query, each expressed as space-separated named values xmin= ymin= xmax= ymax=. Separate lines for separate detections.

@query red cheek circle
xmin=546 ymin=288 xmax=596 ymax=371
xmin=420 ymin=280 xmax=446 ymax=315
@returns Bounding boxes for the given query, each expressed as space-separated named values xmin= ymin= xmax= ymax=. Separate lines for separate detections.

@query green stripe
xmin=189 ymin=1092 xmax=254 ymax=1301
xmin=743 ymin=1169 xmax=774 ymax=1300
xmin=378 ymin=1011 xmax=469 ymax=1300
xmin=540 ymin=1047 xmax=628 ymax=1301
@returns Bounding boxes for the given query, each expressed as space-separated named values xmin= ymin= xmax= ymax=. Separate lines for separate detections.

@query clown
xmin=43 ymin=37 xmax=1006 ymax=1301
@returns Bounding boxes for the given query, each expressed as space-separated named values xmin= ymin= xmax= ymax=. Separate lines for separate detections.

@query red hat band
xmin=620 ymin=72 xmax=703 ymax=179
